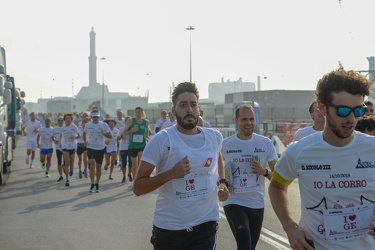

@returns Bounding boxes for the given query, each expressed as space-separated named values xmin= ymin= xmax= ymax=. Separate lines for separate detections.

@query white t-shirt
xmin=105 ymin=128 xmax=119 ymax=153
xmin=52 ymin=126 xmax=63 ymax=151
xmin=76 ymin=126 xmax=85 ymax=144
xmin=221 ymin=133 xmax=278 ymax=208
xmin=155 ymin=118 xmax=167 ymax=131
xmin=24 ymin=120 xmax=42 ymax=142
xmin=118 ymin=126 xmax=130 ymax=151
xmin=38 ymin=127 xmax=54 ymax=149
xmin=141 ymin=126 xmax=223 ymax=230
xmin=203 ymin=120 xmax=212 ymax=128
xmin=114 ymin=117 xmax=125 ymax=129
xmin=160 ymin=120 xmax=176 ymax=130
xmin=84 ymin=121 xmax=111 ymax=150
xmin=60 ymin=123 xmax=79 ymax=150
xmin=293 ymin=126 xmax=320 ymax=142
xmin=275 ymin=131 xmax=375 ymax=250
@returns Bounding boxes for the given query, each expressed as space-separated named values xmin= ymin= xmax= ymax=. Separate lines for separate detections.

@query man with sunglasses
xmin=269 ymin=69 xmax=375 ymax=250
xmin=83 ymin=110 xmax=112 ymax=193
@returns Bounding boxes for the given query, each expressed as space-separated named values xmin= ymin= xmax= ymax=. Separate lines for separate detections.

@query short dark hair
xmin=315 ymin=69 xmax=371 ymax=105
xmin=172 ymin=82 xmax=199 ymax=106
xmin=364 ymin=100 xmax=373 ymax=106
xmin=308 ymin=100 xmax=318 ymax=114
xmin=355 ymin=115 xmax=375 ymax=133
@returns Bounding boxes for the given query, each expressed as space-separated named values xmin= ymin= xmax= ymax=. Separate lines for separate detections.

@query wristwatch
xmin=263 ymin=169 xmax=269 ymax=177
xmin=217 ymin=178 xmax=229 ymax=188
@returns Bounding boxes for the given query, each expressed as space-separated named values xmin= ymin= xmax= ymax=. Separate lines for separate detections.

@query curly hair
xmin=355 ymin=115 xmax=375 ymax=133
xmin=172 ymin=82 xmax=199 ymax=106
xmin=315 ymin=69 xmax=372 ymax=105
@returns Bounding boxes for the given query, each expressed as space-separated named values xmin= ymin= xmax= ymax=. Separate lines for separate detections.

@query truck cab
xmin=0 ymin=45 xmax=14 ymax=184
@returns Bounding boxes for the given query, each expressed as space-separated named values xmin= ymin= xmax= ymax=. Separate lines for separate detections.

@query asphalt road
xmin=0 ymin=136 xmax=301 ymax=250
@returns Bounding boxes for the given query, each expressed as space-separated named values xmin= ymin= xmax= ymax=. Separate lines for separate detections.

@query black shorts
xmin=76 ymin=143 xmax=87 ymax=155
xmin=87 ymin=148 xmax=106 ymax=165
xmin=150 ymin=221 xmax=218 ymax=249
xmin=62 ymin=149 xmax=75 ymax=155
xmin=128 ymin=147 xmax=145 ymax=157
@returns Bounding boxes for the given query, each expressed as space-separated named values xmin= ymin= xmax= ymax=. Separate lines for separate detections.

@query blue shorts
xmin=40 ymin=148 xmax=53 ymax=155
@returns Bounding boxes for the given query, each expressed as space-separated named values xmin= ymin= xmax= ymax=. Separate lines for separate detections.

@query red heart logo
xmin=189 ymin=179 xmax=194 ymax=184
xmin=349 ymin=215 xmax=356 ymax=221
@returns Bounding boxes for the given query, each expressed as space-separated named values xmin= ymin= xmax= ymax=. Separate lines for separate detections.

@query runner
xmin=52 ymin=116 xmax=65 ymax=182
xmin=121 ymin=107 xmax=149 ymax=182
xmin=60 ymin=112 xmax=80 ymax=187
xmin=104 ymin=118 xmax=119 ymax=180
xmin=22 ymin=112 xmax=42 ymax=169
xmin=37 ymin=117 xmax=54 ymax=177
xmin=83 ymin=110 xmax=112 ymax=193
xmin=118 ymin=116 xmax=132 ymax=183
xmin=77 ymin=117 xmax=90 ymax=179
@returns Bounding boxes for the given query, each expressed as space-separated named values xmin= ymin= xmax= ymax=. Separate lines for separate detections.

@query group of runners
xmin=22 ymin=107 xmax=151 ymax=193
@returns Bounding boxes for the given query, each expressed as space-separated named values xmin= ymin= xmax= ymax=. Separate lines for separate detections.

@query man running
xmin=37 ymin=117 xmax=54 ymax=177
xmin=22 ymin=112 xmax=42 ymax=169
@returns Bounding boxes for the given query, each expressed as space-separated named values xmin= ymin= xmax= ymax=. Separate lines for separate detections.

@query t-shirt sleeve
xmin=141 ymin=133 xmax=168 ymax=167
xmin=274 ymin=142 xmax=299 ymax=182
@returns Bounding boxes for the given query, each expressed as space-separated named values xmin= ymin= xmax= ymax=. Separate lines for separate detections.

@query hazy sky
xmin=2 ymin=0 xmax=375 ymax=104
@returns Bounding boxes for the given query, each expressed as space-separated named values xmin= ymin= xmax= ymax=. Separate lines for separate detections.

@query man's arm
xmin=269 ymin=177 xmax=314 ymax=250
xmin=218 ymin=152 xmax=224 ymax=180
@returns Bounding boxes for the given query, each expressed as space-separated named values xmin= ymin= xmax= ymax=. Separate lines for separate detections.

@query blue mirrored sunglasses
xmin=327 ymin=103 xmax=366 ymax=117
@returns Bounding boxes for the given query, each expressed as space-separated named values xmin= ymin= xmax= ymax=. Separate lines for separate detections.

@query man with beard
xmin=133 ymin=82 xmax=229 ymax=249
xmin=269 ymin=69 xmax=375 ymax=250
xmin=293 ymin=100 xmax=325 ymax=142
xmin=221 ymin=104 xmax=278 ymax=250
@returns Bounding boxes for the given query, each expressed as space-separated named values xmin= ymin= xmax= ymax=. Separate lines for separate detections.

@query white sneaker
xmin=26 ymin=157 xmax=29 ymax=164
xmin=29 ymin=164 xmax=34 ymax=169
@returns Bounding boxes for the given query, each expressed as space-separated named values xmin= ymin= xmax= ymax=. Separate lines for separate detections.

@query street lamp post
xmin=100 ymin=57 xmax=106 ymax=110
xmin=186 ymin=26 xmax=195 ymax=83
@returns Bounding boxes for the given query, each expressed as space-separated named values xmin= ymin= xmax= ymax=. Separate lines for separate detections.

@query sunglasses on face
xmin=327 ymin=103 xmax=366 ymax=117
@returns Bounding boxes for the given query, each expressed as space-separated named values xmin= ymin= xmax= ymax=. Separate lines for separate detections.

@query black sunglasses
xmin=327 ymin=103 xmax=366 ymax=117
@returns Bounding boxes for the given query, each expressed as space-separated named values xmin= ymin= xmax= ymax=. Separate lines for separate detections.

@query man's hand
xmin=284 ymin=223 xmax=315 ymax=250
xmin=250 ymin=159 xmax=267 ymax=176
xmin=170 ymin=156 xmax=191 ymax=179
xmin=217 ymin=184 xmax=229 ymax=201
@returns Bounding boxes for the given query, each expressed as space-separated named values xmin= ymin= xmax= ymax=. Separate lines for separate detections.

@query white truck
xmin=0 ymin=45 xmax=14 ymax=184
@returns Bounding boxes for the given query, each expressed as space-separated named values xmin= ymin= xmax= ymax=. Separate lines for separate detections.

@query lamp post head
xmin=186 ymin=26 xmax=195 ymax=31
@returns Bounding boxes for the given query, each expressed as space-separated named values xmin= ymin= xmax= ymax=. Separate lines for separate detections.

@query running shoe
xmin=104 ymin=165 xmax=108 ymax=170
xmin=109 ymin=175 xmax=113 ymax=180
xmin=26 ymin=157 xmax=29 ymax=165
xmin=69 ymin=168 xmax=73 ymax=177
xmin=41 ymin=163 xmax=46 ymax=170
xmin=122 ymin=176 xmax=126 ymax=183
xmin=95 ymin=184 xmax=100 ymax=193
xmin=84 ymin=171 xmax=88 ymax=178
xmin=45 ymin=172 xmax=50 ymax=178
xmin=79 ymin=171 xmax=82 ymax=179
xmin=57 ymin=176 xmax=64 ymax=182
xmin=65 ymin=179 xmax=70 ymax=186
xmin=89 ymin=184 xmax=95 ymax=193
xmin=29 ymin=165 xmax=34 ymax=169
xmin=128 ymin=174 xmax=133 ymax=182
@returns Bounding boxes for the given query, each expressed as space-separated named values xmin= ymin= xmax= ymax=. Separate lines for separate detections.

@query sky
xmin=2 ymin=0 xmax=375 ymax=104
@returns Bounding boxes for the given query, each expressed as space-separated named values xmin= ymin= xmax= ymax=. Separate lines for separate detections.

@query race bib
xmin=171 ymin=169 xmax=209 ymax=201
xmin=132 ymin=134 xmax=143 ymax=143
xmin=323 ymin=204 xmax=374 ymax=242
xmin=232 ymin=173 xmax=258 ymax=193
